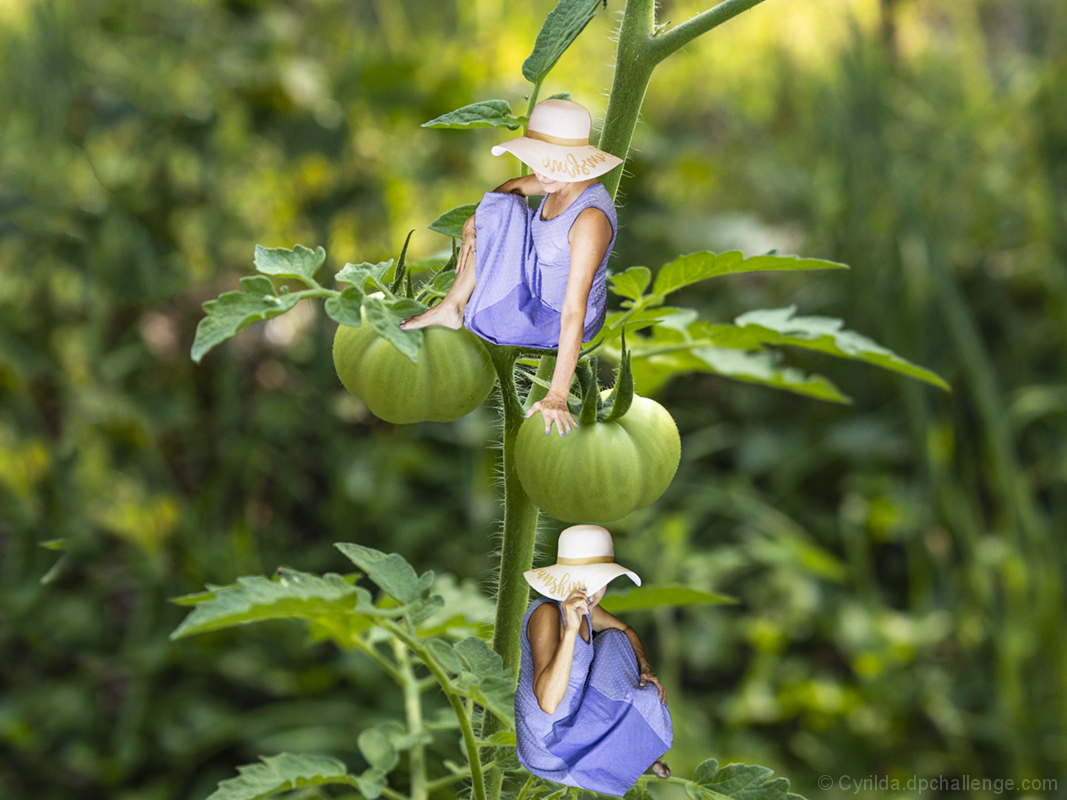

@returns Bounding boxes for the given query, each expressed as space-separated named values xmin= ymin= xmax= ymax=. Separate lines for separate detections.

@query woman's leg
xmin=400 ymin=215 xmax=477 ymax=330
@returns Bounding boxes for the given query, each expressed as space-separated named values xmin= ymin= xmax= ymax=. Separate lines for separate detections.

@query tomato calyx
xmin=565 ymin=330 xmax=637 ymax=427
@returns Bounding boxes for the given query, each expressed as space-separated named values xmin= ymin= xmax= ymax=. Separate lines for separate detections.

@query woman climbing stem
xmin=401 ymin=99 xmax=620 ymax=437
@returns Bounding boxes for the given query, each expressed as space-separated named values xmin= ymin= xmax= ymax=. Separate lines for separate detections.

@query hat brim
xmin=491 ymin=137 xmax=622 ymax=182
xmin=523 ymin=562 xmax=640 ymax=601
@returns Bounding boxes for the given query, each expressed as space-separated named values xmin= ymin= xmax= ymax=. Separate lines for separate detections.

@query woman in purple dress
xmin=401 ymin=99 xmax=621 ymax=438
xmin=516 ymin=525 xmax=672 ymax=796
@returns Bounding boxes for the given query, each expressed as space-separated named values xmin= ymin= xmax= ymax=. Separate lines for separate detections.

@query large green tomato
xmin=333 ymin=322 xmax=496 ymax=424
xmin=515 ymin=394 xmax=680 ymax=522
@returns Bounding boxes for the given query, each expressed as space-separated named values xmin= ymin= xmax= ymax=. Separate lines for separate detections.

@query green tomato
xmin=333 ymin=322 xmax=496 ymax=424
xmin=515 ymin=394 xmax=681 ymax=522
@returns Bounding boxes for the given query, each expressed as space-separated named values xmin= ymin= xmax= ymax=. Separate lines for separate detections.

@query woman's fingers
xmin=524 ymin=401 xmax=577 ymax=438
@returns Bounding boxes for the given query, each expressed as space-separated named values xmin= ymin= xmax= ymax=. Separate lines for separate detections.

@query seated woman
xmin=401 ymin=99 xmax=621 ymax=438
xmin=516 ymin=524 xmax=672 ymax=796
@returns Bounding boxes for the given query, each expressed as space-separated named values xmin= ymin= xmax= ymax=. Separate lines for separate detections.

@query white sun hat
xmin=524 ymin=524 xmax=640 ymax=601
xmin=491 ymin=99 xmax=623 ymax=183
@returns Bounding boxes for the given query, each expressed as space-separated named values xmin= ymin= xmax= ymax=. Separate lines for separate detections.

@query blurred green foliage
xmin=1 ymin=1 xmax=1064 ymax=799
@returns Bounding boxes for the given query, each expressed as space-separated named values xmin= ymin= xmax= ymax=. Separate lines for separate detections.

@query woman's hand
xmin=559 ymin=589 xmax=591 ymax=634
xmin=525 ymin=390 xmax=577 ymax=438
xmin=455 ymin=214 xmax=476 ymax=275
xmin=639 ymin=665 xmax=667 ymax=704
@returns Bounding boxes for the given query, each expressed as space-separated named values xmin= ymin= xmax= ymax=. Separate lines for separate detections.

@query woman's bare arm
xmin=493 ymin=175 xmax=546 ymax=196
xmin=525 ymin=207 xmax=613 ymax=436
xmin=589 ymin=604 xmax=668 ymax=703
xmin=529 ymin=592 xmax=589 ymax=714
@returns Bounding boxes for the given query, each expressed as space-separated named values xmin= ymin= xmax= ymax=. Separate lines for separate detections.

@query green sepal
xmin=389 ymin=230 xmax=415 ymax=296
xmin=574 ymin=356 xmax=599 ymax=425
xmin=600 ymin=329 xmax=634 ymax=422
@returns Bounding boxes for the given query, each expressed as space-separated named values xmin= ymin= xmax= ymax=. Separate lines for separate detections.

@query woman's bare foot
xmin=400 ymin=302 xmax=464 ymax=330
xmin=651 ymin=761 xmax=670 ymax=779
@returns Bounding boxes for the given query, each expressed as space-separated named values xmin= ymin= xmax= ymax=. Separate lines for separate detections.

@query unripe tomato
xmin=515 ymin=394 xmax=680 ymax=522
xmin=333 ymin=322 xmax=496 ymax=424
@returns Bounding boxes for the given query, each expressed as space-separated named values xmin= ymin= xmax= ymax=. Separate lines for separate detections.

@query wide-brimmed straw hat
xmin=524 ymin=524 xmax=640 ymax=601
xmin=491 ymin=99 xmax=623 ymax=183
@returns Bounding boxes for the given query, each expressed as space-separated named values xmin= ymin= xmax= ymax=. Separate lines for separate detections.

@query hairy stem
xmin=395 ymin=641 xmax=427 ymax=800
xmin=382 ymin=621 xmax=486 ymax=800
xmin=648 ymin=0 xmax=771 ymax=62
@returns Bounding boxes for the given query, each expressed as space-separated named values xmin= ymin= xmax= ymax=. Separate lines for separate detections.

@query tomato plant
xmin=180 ymin=2 xmax=950 ymax=800
xmin=334 ymin=319 xmax=495 ymax=425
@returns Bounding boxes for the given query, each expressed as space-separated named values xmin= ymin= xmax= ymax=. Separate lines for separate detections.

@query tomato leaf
xmin=423 ymin=100 xmax=524 ymax=130
xmin=361 ymin=294 xmax=423 ymax=364
xmin=452 ymin=637 xmax=516 ymax=730
xmin=609 ymin=266 xmax=652 ymax=303
xmin=358 ymin=721 xmax=431 ymax=773
xmin=599 ymin=584 xmax=737 ymax=614
xmin=730 ymin=307 xmax=950 ymax=390
xmin=685 ymin=759 xmax=805 ymax=800
xmin=429 ymin=203 xmax=479 ymax=239
xmin=204 ymin=753 xmax=380 ymax=800
xmin=324 ymin=286 xmax=365 ymax=326
xmin=169 ymin=570 xmax=366 ymax=640
xmin=334 ymin=542 xmax=436 ymax=606
xmin=191 ymin=276 xmax=301 ymax=363
xmin=523 ymin=0 xmax=603 ymax=84
xmin=651 ymin=251 xmax=848 ymax=302
xmin=335 ymin=260 xmax=394 ymax=293
xmin=253 ymin=244 xmax=326 ymax=285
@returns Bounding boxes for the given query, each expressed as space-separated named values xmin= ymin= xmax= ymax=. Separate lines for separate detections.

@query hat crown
xmin=528 ymin=99 xmax=591 ymax=141
xmin=557 ymin=524 xmax=614 ymax=561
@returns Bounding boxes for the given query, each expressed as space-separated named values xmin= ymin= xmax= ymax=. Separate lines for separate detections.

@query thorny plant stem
xmin=395 ymin=641 xmax=427 ymax=800
xmin=381 ymin=620 xmax=487 ymax=800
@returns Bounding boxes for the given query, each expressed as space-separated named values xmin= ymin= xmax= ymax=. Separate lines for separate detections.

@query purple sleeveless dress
xmin=515 ymin=597 xmax=673 ymax=796
xmin=464 ymin=183 xmax=617 ymax=348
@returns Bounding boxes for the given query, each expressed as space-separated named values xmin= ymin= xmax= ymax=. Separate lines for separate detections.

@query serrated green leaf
xmin=424 ymin=638 xmax=464 ymax=673
xmin=730 ymin=307 xmax=950 ymax=390
xmin=615 ymin=314 xmax=850 ymax=401
xmin=205 ymin=752 xmax=359 ymax=800
xmin=523 ymin=0 xmax=603 ymax=84
xmin=453 ymin=637 xmax=516 ymax=729
xmin=609 ymin=266 xmax=652 ymax=303
xmin=651 ymin=252 xmax=848 ymax=302
xmin=416 ymin=575 xmax=495 ymax=640
xmin=253 ymin=244 xmax=326 ymax=284
xmin=358 ymin=726 xmax=399 ymax=773
xmin=170 ymin=570 xmax=364 ymax=640
xmin=687 ymin=759 xmax=805 ymax=800
xmin=599 ymin=584 xmax=737 ymax=614
xmin=360 ymin=295 xmax=423 ymax=365
xmin=334 ymin=543 xmax=435 ymax=606
xmin=191 ymin=277 xmax=301 ymax=362
xmin=426 ymin=269 xmax=457 ymax=299
xmin=423 ymin=100 xmax=524 ymax=130
xmin=336 ymin=260 xmax=394 ymax=292
xmin=324 ymin=286 xmax=365 ymax=326
xmin=429 ymin=204 xmax=478 ymax=239
xmin=388 ymin=297 xmax=428 ymax=319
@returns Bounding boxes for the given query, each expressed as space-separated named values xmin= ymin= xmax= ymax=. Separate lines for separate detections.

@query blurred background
xmin=1 ymin=0 xmax=1064 ymax=798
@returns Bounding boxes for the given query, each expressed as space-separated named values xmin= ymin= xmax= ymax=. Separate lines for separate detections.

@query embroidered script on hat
xmin=541 ymin=151 xmax=609 ymax=179
xmin=532 ymin=568 xmax=587 ymax=597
